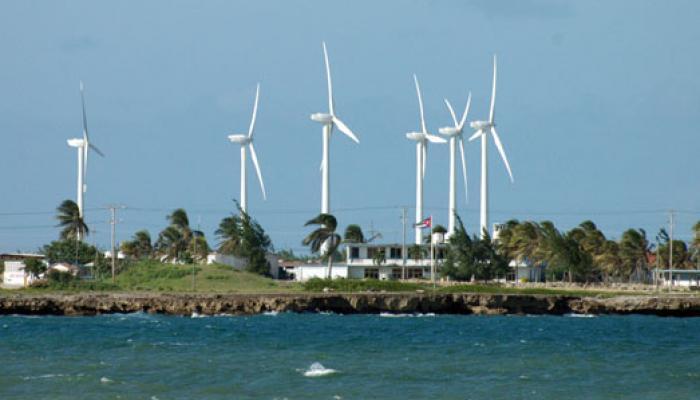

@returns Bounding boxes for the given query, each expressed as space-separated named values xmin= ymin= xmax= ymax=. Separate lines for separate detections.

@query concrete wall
xmin=294 ymin=264 xmax=348 ymax=282
xmin=207 ymin=253 xmax=280 ymax=279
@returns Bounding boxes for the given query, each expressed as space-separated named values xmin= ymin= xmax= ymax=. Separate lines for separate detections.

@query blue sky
xmin=0 ymin=0 xmax=698 ymax=253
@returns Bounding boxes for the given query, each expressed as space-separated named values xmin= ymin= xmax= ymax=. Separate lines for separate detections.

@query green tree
xmin=302 ymin=214 xmax=342 ymax=279
xmin=56 ymin=199 xmax=88 ymax=240
xmin=216 ymin=203 xmax=273 ymax=276
xmin=156 ymin=209 xmax=209 ymax=262
xmin=120 ymin=230 xmax=153 ymax=260
xmin=41 ymin=239 xmax=98 ymax=265
xmin=23 ymin=258 xmax=46 ymax=279
xmin=442 ymin=217 xmax=508 ymax=281
xmin=657 ymin=228 xmax=690 ymax=269
xmin=619 ymin=229 xmax=650 ymax=282
xmin=691 ymin=221 xmax=700 ymax=268
xmin=372 ymin=248 xmax=386 ymax=267
xmin=344 ymin=224 xmax=365 ymax=243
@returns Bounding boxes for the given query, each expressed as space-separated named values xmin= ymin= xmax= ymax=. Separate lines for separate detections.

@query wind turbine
xmin=66 ymin=81 xmax=104 ymax=240
xmin=405 ymin=75 xmax=447 ymax=244
xmin=228 ymin=83 xmax=266 ymax=214
xmin=469 ymin=55 xmax=514 ymax=238
xmin=310 ymin=42 xmax=359 ymax=214
xmin=438 ymin=92 xmax=471 ymax=238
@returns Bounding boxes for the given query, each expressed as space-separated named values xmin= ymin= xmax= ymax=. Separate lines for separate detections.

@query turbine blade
xmin=425 ymin=133 xmax=447 ymax=144
xmin=491 ymin=127 xmax=514 ymax=183
xmin=459 ymin=92 xmax=472 ymax=129
xmin=248 ymin=143 xmax=267 ymax=200
xmin=89 ymin=143 xmax=105 ymax=157
xmin=459 ymin=136 xmax=468 ymax=203
xmin=444 ymin=99 xmax=458 ymax=126
xmin=413 ymin=74 xmax=427 ymax=133
xmin=468 ymin=130 xmax=482 ymax=142
xmin=422 ymin=141 xmax=427 ymax=178
xmin=489 ymin=55 xmax=497 ymax=123
xmin=248 ymin=83 xmax=260 ymax=138
xmin=332 ymin=116 xmax=359 ymax=143
xmin=323 ymin=42 xmax=334 ymax=116
xmin=80 ymin=81 xmax=89 ymax=142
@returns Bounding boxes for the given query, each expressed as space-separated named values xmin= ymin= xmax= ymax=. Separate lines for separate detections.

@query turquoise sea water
xmin=1 ymin=312 xmax=699 ymax=399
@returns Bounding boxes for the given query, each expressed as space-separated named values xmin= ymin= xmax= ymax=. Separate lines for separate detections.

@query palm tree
xmin=372 ymin=248 xmax=386 ymax=267
xmin=157 ymin=208 xmax=208 ymax=263
xmin=56 ymin=199 xmax=88 ymax=240
xmin=302 ymin=213 xmax=342 ymax=279
xmin=619 ymin=229 xmax=650 ymax=282
xmin=121 ymin=230 xmax=153 ymax=259
xmin=344 ymin=224 xmax=365 ymax=243
xmin=216 ymin=214 xmax=243 ymax=255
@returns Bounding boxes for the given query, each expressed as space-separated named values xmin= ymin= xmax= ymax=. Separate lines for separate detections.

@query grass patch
xmin=303 ymin=278 xmax=426 ymax=293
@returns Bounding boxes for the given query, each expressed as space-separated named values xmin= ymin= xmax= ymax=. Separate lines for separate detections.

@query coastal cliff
xmin=2 ymin=293 xmax=700 ymax=316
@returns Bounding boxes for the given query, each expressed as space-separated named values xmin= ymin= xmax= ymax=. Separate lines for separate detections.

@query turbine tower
xmin=405 ymin=75 xmax=446 ymax=244
xmin=228 ymin=83 xmax=266 ymax=213
xmin=469 ymin=56 xmax=514 ymax=238
xmin=66 ymin=81 xmax=104 ymax=240
xmin=310 ymin=42 xmax=359 ymax=214
xmin=438 ymin=92 xmax=471 ymax=238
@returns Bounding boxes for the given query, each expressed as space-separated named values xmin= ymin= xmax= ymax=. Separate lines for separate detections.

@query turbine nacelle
xmin=470 ymin=120 xmax=492 ymax=131
xmin=405 ymin=132 xmax=425 ymax=141
xmin=310 ymin=112 xmax=333 ymax=124
xmin=438 ymin=126 xmax=461 ymax=137
xmin=227 ymin=134 xmax=251 ymax=144
xmin=67 ymin=138 xmax=85 ymax=148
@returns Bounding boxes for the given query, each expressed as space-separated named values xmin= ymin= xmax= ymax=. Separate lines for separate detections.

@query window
xmin=367 ymin=247 xmax=377 ymax=259
xmin=389 ymin=247 xmax=402 ymax=259
xmin=350 ymin=247 xmax=360 ymax=259
xmin=391 ymin=268 xmax=402 ymax=280
xmin=406 ymin=268 xmax=423 ymax=279
xmin=436 ymin=248 xmax=446 ymax=260
xmin=364 ymin=268 xmax=379 ymax=279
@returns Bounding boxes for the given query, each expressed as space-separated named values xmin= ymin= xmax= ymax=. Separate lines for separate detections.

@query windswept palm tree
xmin=302 ymin=213 xmax=341 ymax=279
xmin=121 ymin=230 xmax=153 ymax=260
xmin=619 ymin=229 xmax=650 ymax=282
xmin=216 ymin=214 xmax=244 ymax=255
xmin=156 ymin=208 xmax=209 ymax=262
xmin=56 ymin=199 xmax=88 ymax=240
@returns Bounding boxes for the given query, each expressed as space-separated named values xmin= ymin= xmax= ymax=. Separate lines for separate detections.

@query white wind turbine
xmin=405 ymin=75 xmax=447 ymax=244
xmin=310 ymin=42 xmax=359 ymax=214
xmin=438 ymin=92 xmax=472 ymax=238
xmin=66 ymin=81 xmax=104 ymax=240
xmin=469 ymin=55 xmax=514 ymax=238
xmin=228 ymin=83 xmax=266 ymax=213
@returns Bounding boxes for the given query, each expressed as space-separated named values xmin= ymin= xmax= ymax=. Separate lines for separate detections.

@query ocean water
xmin=1 ymin=313 xmax=699 ymax=399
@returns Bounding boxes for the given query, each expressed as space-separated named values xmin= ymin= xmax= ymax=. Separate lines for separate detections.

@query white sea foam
xmin=303 ymin=362 xmax=338 ymax=377
xmin=565 ymin=313 xmax=596 ymax=318
xmin=379 ymin=312 xmax=436 ymax=318
xmin=263 ymin=311 xmax=279 ymax=316
xmin=23 ymin=373 xmax=68 ymax=380
xmin=191 ymin=312 xmax=207 ymax=318
xmin=100 ymin=377 xmax=113 ymax=384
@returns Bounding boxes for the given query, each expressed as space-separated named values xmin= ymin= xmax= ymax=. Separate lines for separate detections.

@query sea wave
xmin=379 ymin=312 xmax=436 ymax=318
xmin=302 ymin=362 xmax=338 ymax=377
xmin=564 ymin=313 xmax=596 ymax=318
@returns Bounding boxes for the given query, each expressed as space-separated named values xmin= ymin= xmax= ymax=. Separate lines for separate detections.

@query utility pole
xmin=669 ymin=210 xmax=674 ymax=293
xmin=107 ymin=205 xmax=125 ymax=283
xmin=401 ymin=207 xmax=407 ymax=280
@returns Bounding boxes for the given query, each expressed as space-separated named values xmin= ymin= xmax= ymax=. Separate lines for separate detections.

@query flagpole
xmin=430 ymin=215 xmax=435 ymax=289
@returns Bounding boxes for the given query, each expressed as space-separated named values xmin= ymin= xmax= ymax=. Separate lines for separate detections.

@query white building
xmin=2 ymin=260 xmax=36 ymax=288
xmin=654 ymin=269 xmax=700 ymax=288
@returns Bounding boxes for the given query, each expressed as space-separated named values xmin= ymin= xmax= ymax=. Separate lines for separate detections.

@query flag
xmin=413 ymin=216 xmax=432 ymax=229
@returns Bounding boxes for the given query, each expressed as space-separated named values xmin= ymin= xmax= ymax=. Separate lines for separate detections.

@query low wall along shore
xmin=2 ymin=293 xmax=700 ymax=317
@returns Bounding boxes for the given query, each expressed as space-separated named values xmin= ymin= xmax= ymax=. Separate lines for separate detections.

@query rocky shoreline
xmin=1 ymin=292 xmax=700 ymax=317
